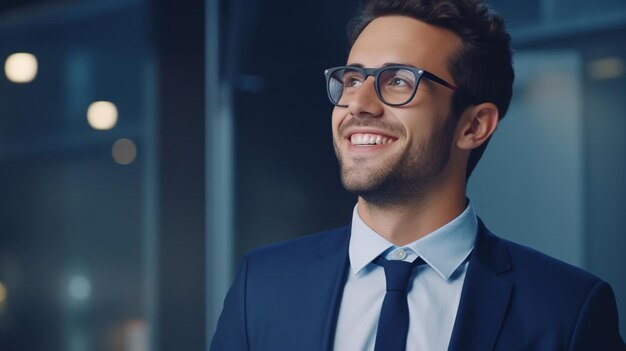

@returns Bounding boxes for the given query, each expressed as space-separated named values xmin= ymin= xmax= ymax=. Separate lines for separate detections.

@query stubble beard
xmin=335 ymin=116 xmax=456 ymax=209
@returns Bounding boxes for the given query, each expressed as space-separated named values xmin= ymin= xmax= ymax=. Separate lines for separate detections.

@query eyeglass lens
xmin=328 ymin=67 xmax=419 ymax=106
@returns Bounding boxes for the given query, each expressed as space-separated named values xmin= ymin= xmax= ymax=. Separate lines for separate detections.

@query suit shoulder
xmin=478 ymin=231 xmax=624 ymax=349
xmin=495 ymin=233 xmax=601 ymax=289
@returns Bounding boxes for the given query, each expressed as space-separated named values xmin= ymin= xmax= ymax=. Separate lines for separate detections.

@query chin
xmin=340 ymin=174 xmax=375 ymax=193
xmin=340 ymin=166 xmax=389 ymax=194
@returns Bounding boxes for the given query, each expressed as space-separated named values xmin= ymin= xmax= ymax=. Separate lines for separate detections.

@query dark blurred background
xmin=0 ymin=0 xmax=624 ymax=350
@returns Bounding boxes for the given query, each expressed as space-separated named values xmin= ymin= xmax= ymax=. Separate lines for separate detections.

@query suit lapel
xmin=448 ymin=221 xmax=513 ymax=351
xmin=296 ymin=227 xmax=350 ymax=351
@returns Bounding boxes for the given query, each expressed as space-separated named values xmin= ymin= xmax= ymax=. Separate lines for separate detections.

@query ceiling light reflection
xmin=87 ymin=101 xmax=118 ymax=130
xmin=5 ymin=52 xmax=38 ymax=83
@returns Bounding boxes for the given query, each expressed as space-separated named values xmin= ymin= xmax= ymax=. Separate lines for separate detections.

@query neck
xmin=357 ymin=179 xmax=467 ymax=246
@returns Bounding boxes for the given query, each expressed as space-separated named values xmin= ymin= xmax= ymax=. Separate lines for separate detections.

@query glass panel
xmin=0 ymin=2 xmax=154 ymax=351
xmin=468 ymin=51 xmax=585 ymax=266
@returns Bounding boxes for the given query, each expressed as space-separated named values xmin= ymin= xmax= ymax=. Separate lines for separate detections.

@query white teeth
xmin=350 ymin=133 xmax=395 ymax=146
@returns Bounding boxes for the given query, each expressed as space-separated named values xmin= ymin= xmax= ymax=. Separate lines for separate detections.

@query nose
xmin=347 ymin=77 xmax=384 ymax=118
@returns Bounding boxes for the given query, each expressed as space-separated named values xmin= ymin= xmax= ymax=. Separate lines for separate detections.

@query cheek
xmin=394 ymin=108 xmax=426 ymax=137
xmin=406 ymin=96 xmax=452 ymax=136
xmin=398 ymin=113 xmax=439 ymax=149
xmin=431 ymin=89 xmax=454 ymax=119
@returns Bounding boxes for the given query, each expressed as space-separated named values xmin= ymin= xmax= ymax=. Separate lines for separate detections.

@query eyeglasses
xmin=324 ymin=65 xmax=458 ymax=107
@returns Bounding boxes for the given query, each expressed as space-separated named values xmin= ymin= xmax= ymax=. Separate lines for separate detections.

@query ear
xmin=456 ymin=102 xmax=499 ymax=151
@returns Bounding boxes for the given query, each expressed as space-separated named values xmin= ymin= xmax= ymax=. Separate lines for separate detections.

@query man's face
xmin=332 ymin=16 xmax=462 ymax=206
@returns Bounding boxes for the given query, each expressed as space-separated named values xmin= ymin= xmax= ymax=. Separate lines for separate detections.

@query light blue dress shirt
xmin=333 ymin=203 xmax=478 ymax=351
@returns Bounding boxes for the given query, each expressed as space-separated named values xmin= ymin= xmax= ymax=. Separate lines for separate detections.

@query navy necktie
xmin=374 ymin=255 xmax=426 ymax=351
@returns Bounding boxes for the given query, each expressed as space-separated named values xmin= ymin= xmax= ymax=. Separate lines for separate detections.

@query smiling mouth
xmin=349 ymin=133 xmax=396 ymax=146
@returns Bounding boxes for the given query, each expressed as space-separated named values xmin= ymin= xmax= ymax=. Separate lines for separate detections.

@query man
xmin=211 ymin=0 xmax=626 ymax=350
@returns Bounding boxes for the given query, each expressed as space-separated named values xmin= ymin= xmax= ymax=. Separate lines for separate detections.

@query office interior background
xmin=0 ymin=0 xmax=625 ymax=349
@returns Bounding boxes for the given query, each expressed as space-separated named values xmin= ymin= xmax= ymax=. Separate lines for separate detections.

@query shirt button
xmin=392 ymin=249 xmax=407 ymax=260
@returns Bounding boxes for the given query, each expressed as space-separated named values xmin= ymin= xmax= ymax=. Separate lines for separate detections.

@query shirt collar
xmin=348 ymin=202 xmax=478 ymax=280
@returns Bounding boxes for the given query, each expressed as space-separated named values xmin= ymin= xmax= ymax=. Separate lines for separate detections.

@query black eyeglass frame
xmin=324 ymin=65 xmax=459 ymax=107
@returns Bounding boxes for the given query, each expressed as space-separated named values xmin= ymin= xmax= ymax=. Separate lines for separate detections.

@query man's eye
xmin=381 ymin=68 xmax=415 ymax=89
xmin=389 ymin=78 xmax=410 ymax=87
xmin=344 ymin=77 xmax=363 ymax=88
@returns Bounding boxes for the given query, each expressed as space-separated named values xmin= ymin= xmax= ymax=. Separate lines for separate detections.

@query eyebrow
xmin=383 ymin=62 xmax=417 ymax=68
xmin=346 ymin=62 xmax=418 ymax=69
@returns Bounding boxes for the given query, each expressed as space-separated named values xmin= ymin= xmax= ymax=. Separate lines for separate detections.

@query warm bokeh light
xmin=124 ymin=320 xmax=148 ymax=351
xmin=68 ymin=275 xmax=92 ymax=301
xmin=0 ymin=281 xmax=7 ymax=304
xmin=112 ymin=138 xmax=137 ymax=165
xmin=87 ymin=101 xmax=118 ymax=130
xmin=4 ymin=52 xmax=38 ymax=83
xmin=588 ymin=57 xmax=625 ymax=81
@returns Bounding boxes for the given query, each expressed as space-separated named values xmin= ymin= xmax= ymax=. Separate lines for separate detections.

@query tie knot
xmin=375 ymin=256 xmax=425 ymax=292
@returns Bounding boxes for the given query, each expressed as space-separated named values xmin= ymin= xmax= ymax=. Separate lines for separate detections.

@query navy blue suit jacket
xmin=211 ymin=222 xmax=625 ymax=350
